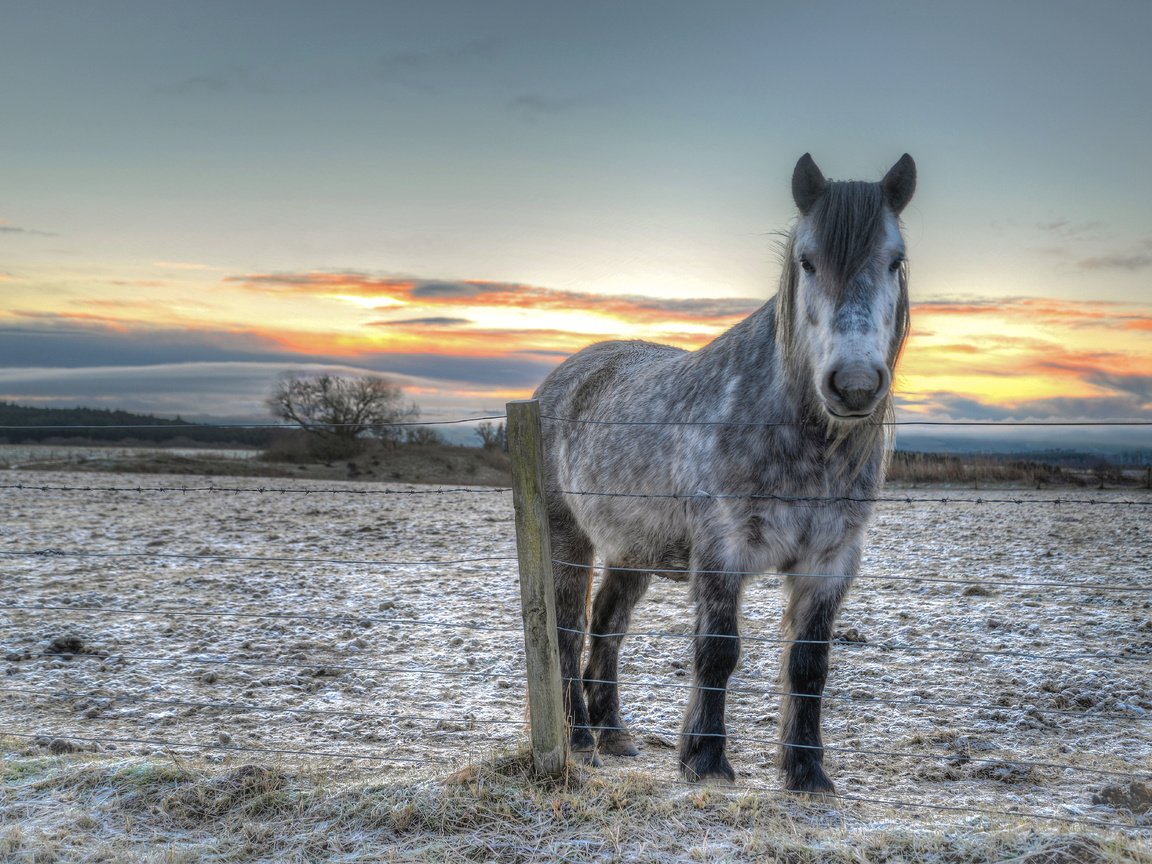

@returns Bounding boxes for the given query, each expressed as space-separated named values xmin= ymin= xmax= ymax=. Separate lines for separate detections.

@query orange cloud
xmin=9 ymin=263 xmax=1151 ymax=422
xmin=226 ymin=271 xmax=761 ymax=325
xmin=914 ymin=297 xmax=1151 ymax=330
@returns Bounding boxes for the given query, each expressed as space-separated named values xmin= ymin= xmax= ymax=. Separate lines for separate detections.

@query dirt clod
xmin=46 ymin=635 xmax=85 ymax=655
xmin=1092 ymin=780 xmax=1152 ymax=813
xmin=47 ymin=737 xmax=82 ymax=754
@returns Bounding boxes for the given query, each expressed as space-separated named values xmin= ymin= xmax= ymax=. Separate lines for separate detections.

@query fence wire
xmin=2 ymin=641 xmax=1145 ymax=726
xmin=2 ymin=600 xmax=1143 ymax=666
xmin=3 ymin=687 xmax=1145 ymax=785
xmin=2 ymin=418 xmax=1150 ymax=837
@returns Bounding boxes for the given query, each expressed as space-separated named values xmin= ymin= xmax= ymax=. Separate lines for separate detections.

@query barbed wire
xmin=539 ymin=413 xmax=1152 ymax=428
xmin=3 ymin=640 xmax=1143 ymax=725
xmin=0 ymin=685 xmax=516 ymax=728
xmin=0 ymin=605 xmax=523 ymax=635
xmin=5 ymin=416 xmax=1150 ymax=432
xmin=0 ymin=415 xmax=507 ymax=432
xmin=567 ymin=675 xmax=1149 ymax=723
xmin=2 ymin=649 xmax=1136 ymax=726
xmin=2 ymin=480 xmax=1148 ymax=504
xmin=550 ymin=557 xmax=1150 ymax=592
xmin=2 ymin=730 xmax=458 ymax=766
xmin=0 ymin=548 xmax=516 ymax=569
xmin=0 ymin=482 xmax=511 ymax=495
xmin=2 ymin=650 xmax=515 ymax=680
xmin=4 ymin=546 xmax=1146 ymax=595
xmin=3 ymin=768 xmax=1143 ymax=835
xmin=551 ymin=488 xmax=1152 ymax=507
xmin=3 ymin=415 xmax=1149 ymax=835
xmin=2 ymin=723 xmax=1145 ymax=833
xmin=638 ymin=774 xmax=1146 ymax=831
xmin=3 ymin=598 xmax=1145 ymax=667
xmin=3 ymin=687 xmax=1145 ymax=785
xmin=554 ymin=626 xmax=1144 ymax=664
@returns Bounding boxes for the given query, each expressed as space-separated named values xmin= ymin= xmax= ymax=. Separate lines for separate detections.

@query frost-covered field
xmin=1 ymin=471 xmax=1149 ymax=859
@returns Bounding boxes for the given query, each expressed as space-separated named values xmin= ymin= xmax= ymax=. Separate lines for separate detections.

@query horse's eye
xmin=800 ymin=256 xmax=816 ymax=274
xmin=889 ymin=256 xmax=905 ymax=273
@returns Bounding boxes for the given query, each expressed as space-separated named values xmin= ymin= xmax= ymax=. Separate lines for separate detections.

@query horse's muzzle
xmin=821 ymin=362 xmax=890 ymax=418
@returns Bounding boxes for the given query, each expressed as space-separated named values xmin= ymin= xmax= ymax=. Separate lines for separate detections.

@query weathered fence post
xmin=506 ymin=399 xmax=567 ymax=777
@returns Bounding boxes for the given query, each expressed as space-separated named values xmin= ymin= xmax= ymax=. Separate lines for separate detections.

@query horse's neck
xmin=692 ymin=298 xmax=826 ymax=429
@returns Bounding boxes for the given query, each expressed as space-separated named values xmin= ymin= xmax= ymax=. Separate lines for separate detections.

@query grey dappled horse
xmin=534 ymin=153 xmax=916 ymax=793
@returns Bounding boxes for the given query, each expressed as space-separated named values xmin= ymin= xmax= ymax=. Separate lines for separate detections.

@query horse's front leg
xmin=680 ymin=562 xmax=744 ymax=783
xmin=779 ymin=547 xmax=857 ymax=794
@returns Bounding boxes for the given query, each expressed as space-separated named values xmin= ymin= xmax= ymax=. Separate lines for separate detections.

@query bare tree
xmin=475 ymin=420 xmax=507 ymax=451
xmin=267 ymin=373 xmax=418 ymax=458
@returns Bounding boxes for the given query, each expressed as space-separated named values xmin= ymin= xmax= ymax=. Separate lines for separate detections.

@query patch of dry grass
xmin=3 ymin=739 xmax=1148 ymax=864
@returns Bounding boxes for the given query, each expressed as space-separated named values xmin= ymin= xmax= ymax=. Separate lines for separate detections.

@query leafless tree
xmin=267 ymin=373 xmax=418 ymax=457
xmin=475 ymin=420 xmax=507 ymax=451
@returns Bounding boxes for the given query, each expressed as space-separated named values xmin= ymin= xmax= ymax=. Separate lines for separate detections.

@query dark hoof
xmin=783 ymin=762 xmax=836 ymax=798
xmin=679 ymin=752 xmax=736 ymax=785
xmin=598 ymin=729 xmax=640 ymax=757
xmin=571 ymin=746 xmax=601 ymax=768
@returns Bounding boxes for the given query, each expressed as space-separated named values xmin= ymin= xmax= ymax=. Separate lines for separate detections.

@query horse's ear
xmin=881 ymin=153 xmax=916 ymax=215
xmin=792 ymin=153 xmax=828 ymax=214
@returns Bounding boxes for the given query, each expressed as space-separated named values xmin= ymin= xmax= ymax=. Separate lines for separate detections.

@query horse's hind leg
xmin=583 ymin=566 xmax=651 ymax=757
xmin=779 ymin=572 xmax=852 ymax=795
xmin=549 ymin=509 xmax=598 ymax=763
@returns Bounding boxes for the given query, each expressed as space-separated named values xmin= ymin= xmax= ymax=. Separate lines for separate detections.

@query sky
xmin=1 ymin=0 xmax=1150 ymax=443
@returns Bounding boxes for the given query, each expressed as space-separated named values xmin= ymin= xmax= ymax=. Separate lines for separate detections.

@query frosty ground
xmin=1 ymin=471 xmax=1149 ymax=861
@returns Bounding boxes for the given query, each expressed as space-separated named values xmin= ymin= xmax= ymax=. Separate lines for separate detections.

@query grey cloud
xmin=0 ymin=319 xmax=559 ymax=421
xmin=370 ymin=317 xmax=473 ymax=327
xmin=409 ymin=281 xmax=488 ymax=298
xmin=0 ymin=225 xmax=57 ymax=237
xmin=913 ymin=391 xmax=1151 ymax=423
xmin=154 ymin=66 xmax=253 ymax=97
xmin=378 ymin=38 xmax=501 ymax=93
xmin=509 ymin=93 xmax=591 ymax=120
xmin=0 ymin=324 xmax=296 ymax=368
xmin=1086 ymin=372 xmax=1152 ymax=401
xmin=625 ymin=295 xmax=764 ymax=319
xmin=1075 ymin=252 xmax=1152 ymax=271
xmin=1036 ymin=218 xmax=1105 ymax=237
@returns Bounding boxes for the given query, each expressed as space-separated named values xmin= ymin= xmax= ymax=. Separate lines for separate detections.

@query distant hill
xmin=0 ymin=402 xmax=275 ymax=446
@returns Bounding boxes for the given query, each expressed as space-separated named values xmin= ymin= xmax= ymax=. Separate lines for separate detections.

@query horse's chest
xmin=739 ymin=503 xmax=858 ymax=569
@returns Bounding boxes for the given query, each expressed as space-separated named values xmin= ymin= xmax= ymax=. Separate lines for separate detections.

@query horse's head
xmin=784 ymin=153 xmax=916 ymax=422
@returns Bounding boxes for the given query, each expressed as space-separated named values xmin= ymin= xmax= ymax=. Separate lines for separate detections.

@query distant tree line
xmin=0 ymin=402 xmax=274 ymax=446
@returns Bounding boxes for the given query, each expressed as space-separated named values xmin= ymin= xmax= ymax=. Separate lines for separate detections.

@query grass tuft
xmin=2 ymin=739 xmax=1148 ymax=863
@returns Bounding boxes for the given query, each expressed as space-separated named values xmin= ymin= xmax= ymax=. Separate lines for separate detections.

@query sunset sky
xmin=2 ymin=1 xmax=1150 ymax=440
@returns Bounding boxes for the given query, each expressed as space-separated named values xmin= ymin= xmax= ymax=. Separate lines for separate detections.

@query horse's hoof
xmin=679 ymin=753 xmax=736 ymax=785
xmin=598 ymin=730 xmax=640 ymax=757
xmin=571 ymin=746 xmax=601 ymax=768
xmin=783 ymin=764 xmax=837 ymax=798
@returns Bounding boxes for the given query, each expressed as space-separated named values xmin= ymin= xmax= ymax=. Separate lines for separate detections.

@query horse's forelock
xmin=808 ymin=180 xmax=887 ymax=289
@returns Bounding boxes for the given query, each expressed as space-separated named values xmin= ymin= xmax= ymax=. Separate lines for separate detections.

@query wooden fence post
xmin=506 ymin=399 xmax=567 ymax=777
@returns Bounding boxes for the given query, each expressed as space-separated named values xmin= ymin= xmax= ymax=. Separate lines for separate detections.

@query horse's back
xmin=534 ymin=339 xmax=687 ymax=421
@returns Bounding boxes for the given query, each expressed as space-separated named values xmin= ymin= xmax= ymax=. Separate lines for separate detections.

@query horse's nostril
xmin=828 ymin=365 xmax=887 ymax=412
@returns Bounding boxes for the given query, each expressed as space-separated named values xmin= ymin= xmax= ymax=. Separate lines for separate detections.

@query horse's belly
xmin=569 ymin=495 xmax=691 ymax=572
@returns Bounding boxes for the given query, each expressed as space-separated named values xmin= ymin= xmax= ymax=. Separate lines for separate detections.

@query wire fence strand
xmin=3 ymin=413 xmax=1149 ymax=839
xmin=3 ymin=601 xmax=1145 ymax=665
xmin=3 ymin=730 xmax=458 ymax=766
xmin=3 ymin=687 xmax=1145 ymax=784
